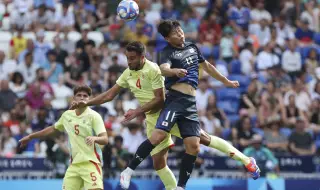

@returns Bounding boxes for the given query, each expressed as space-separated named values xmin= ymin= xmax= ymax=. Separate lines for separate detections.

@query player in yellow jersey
xmin=71 ymin=41 xmax=259 ymax=190
xmin=19 ymin=85 xmax=108 ymax=190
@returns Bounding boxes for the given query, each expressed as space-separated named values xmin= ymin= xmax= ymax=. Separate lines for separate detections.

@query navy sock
xmin=177 ymin=153 xmax=197 ymax=188
xmin=128 ymin=139 xmax=155 ymax=170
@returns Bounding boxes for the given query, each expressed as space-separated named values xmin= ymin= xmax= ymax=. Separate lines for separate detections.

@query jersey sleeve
xmin=54 ymin=113 xmax=65 ymax=132
xmin=195 ymin=45 xmax=205 ymax=63
xmin=150 ymin=65 xmax=164 ymax=90
xmin=159 ymin=48 xmax=172 ymax=65
xmin=116 ymin=69 xmax=129 ymax=88
xmin=92 ymin=112 xmax=107 ymax=136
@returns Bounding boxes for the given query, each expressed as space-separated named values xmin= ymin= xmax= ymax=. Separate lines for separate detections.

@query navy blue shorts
xmin=155 ymin=90 xmax=200 ymax=138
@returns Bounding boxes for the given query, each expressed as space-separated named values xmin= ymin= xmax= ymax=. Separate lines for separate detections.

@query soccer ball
xmin=117 ymin=0 xmax=139 ymax=21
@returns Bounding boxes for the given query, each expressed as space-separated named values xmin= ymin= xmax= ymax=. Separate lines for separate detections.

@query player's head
xmin=73 ymin=85 xmax=92 ymax=102
xmin=158 ymin=19 xmax=185 ymax=47
xmin=125 ymin=41 xmax=146 ymax=71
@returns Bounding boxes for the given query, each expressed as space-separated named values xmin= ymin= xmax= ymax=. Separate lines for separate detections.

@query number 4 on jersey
xmin=136 ymin=78 xmax=141 ymax=89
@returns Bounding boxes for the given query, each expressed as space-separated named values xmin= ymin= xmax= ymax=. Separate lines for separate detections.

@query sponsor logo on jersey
xmin=189 ymin=48 xmax=195 ymax=53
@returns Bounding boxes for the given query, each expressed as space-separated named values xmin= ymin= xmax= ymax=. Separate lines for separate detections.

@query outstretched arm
xmin=70 ymin=84 xmax=122 ymax=109
xmin=19 ymin=126 xmax=58 ymax=147
xmin=159 ymin=63 xmax=187 ymax=78
xmin=200 ymin=60 xmax=239 ymax=88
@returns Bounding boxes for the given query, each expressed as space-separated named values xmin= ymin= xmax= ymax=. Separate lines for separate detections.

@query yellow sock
xmin=156 ymin=166 xmax=177 ymax=190
xmin=209 ymin=135 xmax=251 ymax=165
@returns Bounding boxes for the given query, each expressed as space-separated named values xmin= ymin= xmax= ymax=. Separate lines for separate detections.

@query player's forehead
xmin=75 ymin=91 xmax=89 ymax=96
xmin=169 ymin=26 xmax=183 ymax=35
xmin=125 ymin=50 xmax=139 ymax=57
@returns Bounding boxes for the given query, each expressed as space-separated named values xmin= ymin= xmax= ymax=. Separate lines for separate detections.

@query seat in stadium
xmin=155 ymin=34 xmax=167 ymax=52
xmin=252 ymin=127 xmax=264 ymax=137
xmin=230 ymin=59 xmax=241 ymax=74
xmin=314 ymin=33 xmax=320 ymax=45
xmin=215 ymin=88 xmax=241 ymax=101
xmin=0 ymin=31 xmax=12 ymax=56
xmin=279 ymin=127 xmax=292 ymax=138
xmin=216 ymin=59 xmax=227 ymax=66
xmin=199 ymin=45 xmax=212 ymax=58
xmin=67 ymin=31 xmax=81 ymax=42
xmin=212 ymin=45 xmax=220 ymax=60
xmin=23 ymin=32 xmax=36 ymax=40
xmin=222 ymin=128 xmax=232 ymax=139
xmin=1 ymin=17 xmax=10 ymax=31
xmin=217 ymin=100 xmax=239 ymax=115
xmin=44 ymin=31 xmax=58 ymax=43
xmin=88 ymin=31 xmax=104 ymax=46
xmin=226 ymin=114 xmax=240 ymax=125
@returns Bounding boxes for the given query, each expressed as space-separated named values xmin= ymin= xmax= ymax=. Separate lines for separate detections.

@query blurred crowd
xmin=0 ymin=0 xmax=320 ymax=178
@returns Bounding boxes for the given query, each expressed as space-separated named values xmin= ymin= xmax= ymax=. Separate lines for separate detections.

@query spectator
xmin=243 ymin=134 xmax=279 ymax=177
xmin=234 ymin=26 xmax=259 ymax=54
xmin=239 ymin=42 xmax=255 ymax=75
xmin=33 ymin=0 xmax=55 ymax=11
xmin=305 ymin=48 xmax=319 ymax=77
xmin=17 ymin=52 xmax=39 ymax=85
xmin=42 ymin=50 xmax=64 ymax=84
xmin=256 ymin=42 xmax=280 ymax=71
xmin=263 ymin=26 xmax=285 ymax=54
xmin=9 ymin=26 xmax=27 ymax=60
xmin=25 ymin=82 xmax=45 ymax=110
xmin=196 ymin=78 xmax=213 ymax=112
xmin=14 ymin=121 xmax=40 ymax=157
xmin=179 ymin=10 xmax=198 ymax=42
xmin=91 ymin=2 xmax=110 ymax=32
xmin=289 ymin=118 xmax=316 ymax=156
xmin=207 ymin=94 xmax=230 ymax=129
xmin=0 ymin=51 xmax=17 ymax=80
xmin=31 ymin=4 xmax=55 ymax=31
xmin=52 ymin=133 xmax=69 ymax=178
xmin=33 ymin=68 xmax=54 ymax=96
xmin=249 ymin=18 xmax=271 ymax=45
xmin=300 ymin=0 xmax=320 ymax=32
xmin=228 ymin=0 xmax=251 ymax=30
xmin=282 ymin=94 xmax=305 ymax=127
xmin=284 ymin=78 xmax=311 ymax=112
xmin=187 ymin=0 xmax=209 ymax=18
xmin=76 ymin=23 xmax=95 ymax=53
xmin=281 ymin=40 xmax=302 ymax=78
xmin=54 ymin=2 xmax=75 ymax=31
xmin=10 ymin=3 xmax=32 ymax=31
xmin=264 ymin=116 xmax=288 ymax=155
xmin=34 ymin=29 xmax=52 ymax=62
xmin=250 ymin=0 xmax=272 ymax=24
xmin=121 ymin=123 xmax=145 ymax=154
xmin=52 ymin=36 xmax=68 ymax=69
xmin=51 ymin=75 xmax=73 ymax=110
xmin=161 ymin=0 xmax=179 ymax=20
xmin=112 ymin=135 xmax=132 ymax=170
xmin=274 ymin=14 xmax=295 ymax=40
xmin=0 ymin=127 xmax=18 ymax=158
xmin=9 ymin=72 xmax=27 ymax=98
xmin=220 ymin=26 xmax=235 ymax=64
xmin=239 ymin=79 xmax=259 ymax=117
xmin=233 ymin=115 xmax=255 ymax=150
xmin=0 ymin=80 xmax=17 ymax=113
xmin=295 ymin=19 xmax=314 ymax=45
xmin=199 ymin=12 xmax=222 ymax=46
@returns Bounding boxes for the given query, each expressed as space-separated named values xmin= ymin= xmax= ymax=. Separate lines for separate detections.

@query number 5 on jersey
xmin=74 ymin=125 xmax=79 ymax=135
xmin=136 ymin=78 xmax=141 ymax=89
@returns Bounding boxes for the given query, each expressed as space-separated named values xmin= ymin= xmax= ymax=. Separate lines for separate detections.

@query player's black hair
xmin=125 ymin=41 xmax=145 ymax=55
xmin=73 ymin=85 xmax=92 ymax=96
xmin=158 ymin=19 xmax=181 ymax=38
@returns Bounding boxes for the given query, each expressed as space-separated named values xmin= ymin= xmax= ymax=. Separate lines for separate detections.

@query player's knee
xmin=184 ymin=137 xmax=201 ymax=155
xmin=150 ymin=129 xmax=167 ymax=145
xmin=199 ymin=130 xmax=211 ymax=146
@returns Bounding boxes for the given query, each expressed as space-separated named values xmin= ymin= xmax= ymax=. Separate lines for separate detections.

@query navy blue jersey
xmin=159 ymin=42 xmax=205 ymax=90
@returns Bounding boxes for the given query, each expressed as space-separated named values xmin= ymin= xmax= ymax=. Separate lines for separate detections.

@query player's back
xmin=54 ymin=108 xmax=106 ymax=164
xmin=116 ymin=59 xmax=164 ymax=112
xmin=159 ymin=42 xmax=205 ymax=90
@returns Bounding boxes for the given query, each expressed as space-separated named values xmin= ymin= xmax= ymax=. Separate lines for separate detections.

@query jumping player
xmin=119 ymin=20 xmax=260 ymax=190
xmin=71 ymin=41 xmax=260 ymax=190
xmin=19 ymin=85 xmax=108 ymax=190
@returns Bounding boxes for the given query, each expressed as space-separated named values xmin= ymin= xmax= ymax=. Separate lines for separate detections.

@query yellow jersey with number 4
xmin=116 ymin=59 xmax=164 ymax=114
xmin=54 ymin=108 xmax=106 ymax=164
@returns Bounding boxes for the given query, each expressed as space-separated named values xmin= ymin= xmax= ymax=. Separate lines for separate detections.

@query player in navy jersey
xmin=120 ymin=20 xmax=260 ymax=190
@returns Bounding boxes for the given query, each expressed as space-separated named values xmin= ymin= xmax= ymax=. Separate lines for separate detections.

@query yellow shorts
xmin=146 ymin=112 xmax=181 ymax=156
xmin=63 ymin=161 xmax=103 ymax=190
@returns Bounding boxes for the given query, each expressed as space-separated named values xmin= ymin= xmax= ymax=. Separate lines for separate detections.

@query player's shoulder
xmin=61 ymin=110 xmax=73 ymax=117
xmin=87 ymin=108 xmax=103 ymax=118
xmin=162 ymin=45 xmax=175 ymax=55
xmin=145 ymin=59 xmax=160 ymax=70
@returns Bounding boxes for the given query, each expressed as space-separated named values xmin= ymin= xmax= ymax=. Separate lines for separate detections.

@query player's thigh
xmin=147 ymin=115 xmax=174 ymax=157
xmin=63 ymin=164 xmax=83 ymax=190
xmin=176 ymin=118 xmax=201 ymax=139
xmin=81 ymin=161 xmax=103 ymax=190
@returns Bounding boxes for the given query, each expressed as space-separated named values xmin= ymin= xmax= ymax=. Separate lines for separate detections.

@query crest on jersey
xmin=176 ymin=52 xmax=182 ymax=57
xmin=189 ymin=48 xmax=195 ymax=53
xmin=162 ymin=121 xmax=168 ymax=127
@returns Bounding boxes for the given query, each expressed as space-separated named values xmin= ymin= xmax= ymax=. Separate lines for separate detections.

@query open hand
xmin=122 ymin=109 xmax=142 ymax=124
xmin=174 ymin=69 xmax=188 ymax=78
xmin=19 ymin=135 xmax=31 ymax=148
xmin=85 ymin=136 xmax=96 ymax=146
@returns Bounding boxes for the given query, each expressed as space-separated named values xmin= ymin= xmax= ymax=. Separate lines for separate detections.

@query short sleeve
xmin=92 ymin=113 xmax=106 ymax=135
xmin=150 ymin=66 xmax=164 ymax=90
xmin=54 ymin=113 xmax=65 ymax=132
xmin=195 ymin=45 xmax=205 ymax=63
xmin=159 ymin=49 xmax=172 ymax=65
xmin=116 ymin=69 xmax=129 ymax=88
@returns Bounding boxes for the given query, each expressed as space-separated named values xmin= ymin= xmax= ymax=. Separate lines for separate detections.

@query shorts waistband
xmin=167 ymin=89 xmax=196 ymax=98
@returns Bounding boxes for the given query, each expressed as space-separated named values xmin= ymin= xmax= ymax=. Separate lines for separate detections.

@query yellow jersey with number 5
xmin=54 ymin=108 xmax=106 ymax=164
xmin=116 ymin=59 xmax=164 ymax=114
